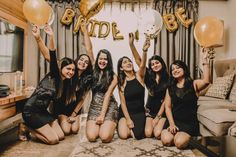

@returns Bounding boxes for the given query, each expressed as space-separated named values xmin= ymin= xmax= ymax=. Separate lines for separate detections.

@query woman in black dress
xmin=129 ymin=33 xmax=169 ymax=138
xmin=31 ymin=25 xmax=93 ymax=136
xmin=117 ymin=37 xmax=150 ymax=140
xmin=83 ymin=24 xmax=118 ymax=143
xmin=20 ymin=25 xmax=77 ymax=144
xmin=161 ymin=47 xmax=210 ymax=149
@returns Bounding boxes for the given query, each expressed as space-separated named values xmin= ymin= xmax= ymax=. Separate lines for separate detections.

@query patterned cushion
xmin=229 ymin=82 xmax=236 ymax=104
xmin=205 ymin=74 xmax=235 ymax=99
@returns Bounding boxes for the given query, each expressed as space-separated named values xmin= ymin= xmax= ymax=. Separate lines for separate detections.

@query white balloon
xmin=138 ymin=9 xmax=163 ymax=39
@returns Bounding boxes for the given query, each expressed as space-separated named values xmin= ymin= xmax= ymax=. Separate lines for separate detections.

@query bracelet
xmin=157 ymin=115 xmax=162 ymax=119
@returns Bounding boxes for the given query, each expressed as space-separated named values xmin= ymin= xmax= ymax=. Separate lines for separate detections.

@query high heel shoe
xmin=18 ymin=122 xmax=29 ymax=141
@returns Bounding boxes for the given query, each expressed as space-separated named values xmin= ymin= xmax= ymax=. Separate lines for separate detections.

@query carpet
xmin=70 ymin=136 xmax=195 ymax=157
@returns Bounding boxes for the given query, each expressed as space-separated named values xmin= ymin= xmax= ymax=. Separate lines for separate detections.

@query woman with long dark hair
xmin=30 ymin=25 xmax=93 ymax=135
xmin=117 ymin=37 xmax=150 ymax=140
xmin=19 ymin=25 xmax=77 ymax=144
xmin=83 ymin=25 xmax=118 ymax=143
xmin=129 ymin=33 xmax=169 ymax=138
xmin=161 ymin=48 xmax=210 ymax=149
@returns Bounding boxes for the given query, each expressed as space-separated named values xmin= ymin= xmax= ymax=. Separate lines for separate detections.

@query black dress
xmin=164 ymin=84 xmax=199 ymax=136
xmin=144 ymin=70 xmax=168 ymax=118
xmin=22 ymin=50 xmax=60 ymax=129
xmin=119 ymin=78 xmax=146 ymax=140
xmin=53 ymin=89 xmax=83 ymax=117
xmin=145 ymin=85 xmax=167 ymax=118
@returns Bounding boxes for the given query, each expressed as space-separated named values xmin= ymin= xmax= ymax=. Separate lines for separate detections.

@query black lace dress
xmin=119 ymin=78 xmax=146 ymax=140
xmin=164 ymin=84 xmax=199 ymax=136
xmin=22 ymin=50 xmax=60 ymax=129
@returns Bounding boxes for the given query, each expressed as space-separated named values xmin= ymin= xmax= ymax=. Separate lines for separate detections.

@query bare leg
xmin=161 ymin=129 xmax=174 ymax=146
xmin=34 ymin=124 xmax=60 ymax=145
xmin=50 ymin=119 xmax=65 ymax=140
xmin=58 ymin=115 xmax=72 ymax=135
xmin=153 ymin=118 xmax=166 ymax=139
xmin=86 ymin=120 xmax=99 ymax=142
xmin=118 ymin=118 xmax=131 ymax=140
xmin=99 ymin=120 xmax=116 ymax=143
xmin=145 ymin=117 xmax=153 ymax=138
xmin=174 ymin=132 xmax=191 ymax=149
xmin=71 ymin=115 xmax=80 ymax=134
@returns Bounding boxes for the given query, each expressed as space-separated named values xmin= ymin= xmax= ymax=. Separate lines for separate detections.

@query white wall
xmin=199 ymin=0 xmax=236 ymax=60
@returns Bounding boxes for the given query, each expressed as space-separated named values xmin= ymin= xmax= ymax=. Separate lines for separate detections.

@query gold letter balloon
xmin=163 ymin=14 xmax=178 ymax=33
xmin=79 ymin=0 xmax=105 ymax=20
xmin=23 ymin=0 xmax=52 ymax=27
xmin=175 ymin=8 xmax=192 ymax=28
xmin=61 ymin=8 xmax=76 ymax=25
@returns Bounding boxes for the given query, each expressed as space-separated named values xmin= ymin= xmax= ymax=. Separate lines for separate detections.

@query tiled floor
xmin=0 ymin=115 xmax=206 ymax=157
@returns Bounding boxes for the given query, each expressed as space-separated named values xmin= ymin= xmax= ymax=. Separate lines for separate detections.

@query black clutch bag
xmin=0 ymin=84 xmax=10 ymax=97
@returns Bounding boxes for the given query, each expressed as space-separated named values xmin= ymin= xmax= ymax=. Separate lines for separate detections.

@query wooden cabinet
xmin=0 ymin=93 xmax=27 ymax=121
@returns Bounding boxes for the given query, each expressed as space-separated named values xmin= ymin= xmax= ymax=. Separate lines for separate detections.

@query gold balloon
xmin=88 ymin=19 xmax=100 ymax=37
xmin=61 ymin=8 xmax=76 ymax=25
xmin=79 ymin=0 xmax=105 ymax=20
xmin=194 ymin=16 xmax=224 ymax=48
xmin=23 ymin=0 xmax=51 ymax=26
xmin=73 ymin=15 xmax=85 ymax=34
xmin=112 ymin=22 xmax=124 ymax=40
xmin=163 ymin=14 xmax=178 ymax=33
xmin=98 ymin=21 xmax=110 ymax=38
xmin=175 ymin=8 xmax=193 ymax=28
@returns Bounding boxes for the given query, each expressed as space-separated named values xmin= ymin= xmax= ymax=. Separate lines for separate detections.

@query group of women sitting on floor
xmin=19 ymin=23 xmax=210 ymax=149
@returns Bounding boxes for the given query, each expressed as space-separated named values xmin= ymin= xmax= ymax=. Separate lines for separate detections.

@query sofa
xmin=197 ymin=58 xmax=236 ymax=136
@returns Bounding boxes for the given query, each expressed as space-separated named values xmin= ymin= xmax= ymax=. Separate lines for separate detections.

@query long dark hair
xmin=74 ymin=54 xmax=93 ymax=99
xmin=56 ymin=57 xmax=77 ymax=105
xmin=145 ymin=55 xmax=169 ymax=95
xmin=117 ymin=56 xmax=135 ymax=91
xmin=92 ymin=49 xmax=114 ymax=92
xmin=169 ymin=60 xmax=193 ymax=96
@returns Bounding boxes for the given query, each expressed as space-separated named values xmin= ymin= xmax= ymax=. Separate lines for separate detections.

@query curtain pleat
xmin=153 ymin=0 xmax=199 ymax=79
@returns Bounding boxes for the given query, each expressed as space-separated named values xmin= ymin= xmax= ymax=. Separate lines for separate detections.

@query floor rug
xmin=70 ymin=136 xmax=195 ymax=157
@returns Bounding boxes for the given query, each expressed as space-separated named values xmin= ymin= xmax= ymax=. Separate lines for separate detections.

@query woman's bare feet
xmin=18 ymin=123 xmax=29 ymax=141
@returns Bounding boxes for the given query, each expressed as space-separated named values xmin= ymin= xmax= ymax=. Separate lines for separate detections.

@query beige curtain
xmin=38 ymin=0 xmax=84 ymax=80
xmin=153 ymin=0 xmax=199 ymax=79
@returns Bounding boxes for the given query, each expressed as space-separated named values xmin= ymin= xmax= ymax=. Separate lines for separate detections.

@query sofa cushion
xmin=198 ymin=109 xmax=236 ymax=136
xmin=205 ymin=74 xmax=235 ymax=99
xmin=198 ymin=96 xmax=236 ymax=112
xmin=229 ymin=82 xmax=236 ymax=104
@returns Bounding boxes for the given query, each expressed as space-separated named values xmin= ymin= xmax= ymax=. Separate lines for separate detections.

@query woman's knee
xmin=61 ymin=125 xmax=71 ymax=135
xmin=145 ymin=127 xmax=153 ymax=138
xmin=99 ymin=132 xmax=113 ymax=143
xmin=71 ymin=127 xmax=79 ymax=134
xmin=118 ymin=129 xmax=129 ymax=139
xmin=161 ymin=130 xmax=174 ymax=146
xmin=86 ymin=130 xmax=98 ymax=142
xmin=46 ymin=136 xmax=59 ymax=145
xmin=174 ymin=133 xmax=190 ymax=149
xmin=154 ymin=129 xmax=162 ymax=139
